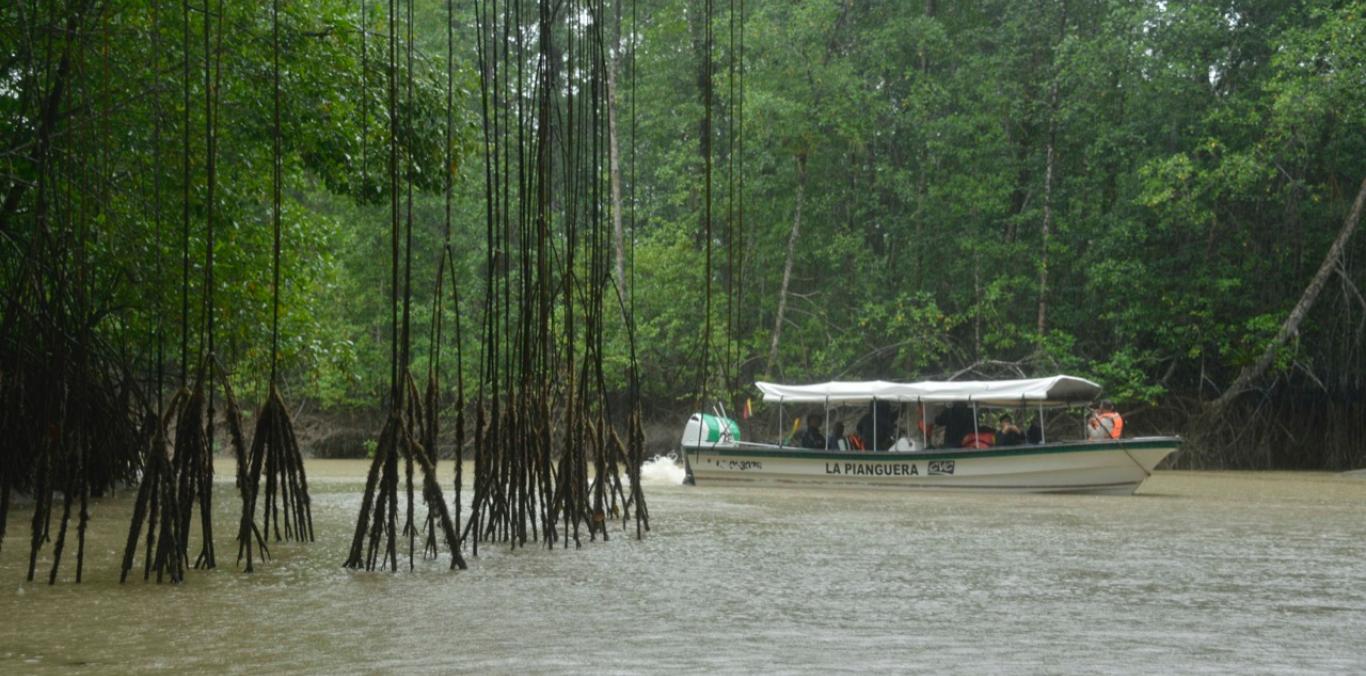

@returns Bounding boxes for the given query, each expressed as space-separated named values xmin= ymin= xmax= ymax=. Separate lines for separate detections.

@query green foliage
xmin=0 ymin=0 xmax=478 ymax=410
xmin=4 ymin=0 xmax=1363 ymax=433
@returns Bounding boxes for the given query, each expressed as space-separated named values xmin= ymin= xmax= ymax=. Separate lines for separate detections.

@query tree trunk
xmin=1037 ymin=3 xmax=1067 ymax=337
xmin=1212 ymin=177 xmax=1366 ymax=411
xmin=973 ymin=244 xmax=982 ymax=360
xmin=608 ymin=0 xmax=626 ymax=302
xmin=766 ymin=154 xmax=806 ymax=378
xmin=690 ymin=5 xmax=712 ymax=249
xmin=1037 ymin=124 xmax=1054 ymax=336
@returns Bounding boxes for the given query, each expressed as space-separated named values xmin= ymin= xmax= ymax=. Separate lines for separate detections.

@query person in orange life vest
xmin=933 ymin=402 xmax=975 ymax=448
xmin=1098 ymin=400 xmax=1123 ymax=439
xmin=961 ymin=428 xmax=996 ymax=449
xmin=1087 ymin=401 xmax=1123 ymax=440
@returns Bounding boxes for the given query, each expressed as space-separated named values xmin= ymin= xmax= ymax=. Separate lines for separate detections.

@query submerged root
xmin=344 ymin=386 xmax=464 ymax=571
xmin=237 ymin=384 xmax=312 ymax=572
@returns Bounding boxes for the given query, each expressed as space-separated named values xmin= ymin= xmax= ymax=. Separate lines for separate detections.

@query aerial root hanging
xmin=8 ymin=336 xmax=144 ymax=584
xmin=627 ymin=409 xmax=649 ymax=536
xmin=420 ymin=372 xmax=442 ymax=559
xmin=455 ymin=0 xmax=650 ymax=556
xmin=0 ymin=480 xmax=10 ymax=558
xmin=234 ymin=381 xmax=313 ymax=572
xmin=402 ymin=373 xmax=424 ymax=551
xmin=341 ymin=0 xmax=650 ymax=569
xmin=261 ymin=386 xmax=313 ymax=543
xmin=171 ymin=375 xmax=215 ymax=571
xmin=216 ymin=359 xmax=250 ymax=492
xmin=215 ymin=360 xmax=268 ymax=572
xmin=46 ymin=426 xmax=89 ymax=585
xmin=345 ymin=390 xmax=465 ymax=572
xmin=120 ymin=389 xmax=190 ymax=584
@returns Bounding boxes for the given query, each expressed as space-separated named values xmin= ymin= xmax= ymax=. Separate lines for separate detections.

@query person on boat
xmin=961 ymin=429 xmax=996 ymax=448
xmin=1099 ymin=400 xmax=1124 ymax=439
xmin=916 ymin=404 xmax=934 ymax=446
xmin=891 ymin=427 xmax=919 ymax=451
xmin=856 ymin=401 xmax=896 ymax=451
xmin=826 ymin=421 xmax=849 ymax=451
xmin=798 ymin=413 xmax=826 ymax=449
xmin=960 ymin=410 xmax=994 ymax=448
xmin=1086 ymin=404 xmax=1114 ymax=440
xmin=1026 ymin=417 xmax=1043 ymax=444
xmin=856 ymin=411 xmax=875 ymax=449
xmin=997 ymin=414 xmax=1025 ymax=446
xmin=933 ymin=402 xmax=975 ymax=448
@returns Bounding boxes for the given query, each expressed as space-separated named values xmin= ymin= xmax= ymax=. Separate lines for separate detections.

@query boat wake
xmin=639 ymin=454 xmax=687 ymax=486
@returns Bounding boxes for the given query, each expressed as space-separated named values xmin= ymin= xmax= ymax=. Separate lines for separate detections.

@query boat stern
xmin=681 ymin=413 xmax=742 ymax=449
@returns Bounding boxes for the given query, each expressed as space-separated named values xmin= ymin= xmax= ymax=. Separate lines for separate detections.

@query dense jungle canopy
xmin=3 ymin=0 xmax=1364 ymax=470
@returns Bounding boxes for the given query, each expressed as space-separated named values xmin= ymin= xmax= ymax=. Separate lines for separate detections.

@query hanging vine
xmin=458 ymin=0 xmax=648 ymax=553
xmin=343 ymin=0 xmax=463 ymax=573
xmin=233 ymin=0 xmax=315 ymax=576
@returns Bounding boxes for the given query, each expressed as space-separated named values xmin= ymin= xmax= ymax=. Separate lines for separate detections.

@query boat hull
xmin=682 ymin=437 xmax=1180 ymax=495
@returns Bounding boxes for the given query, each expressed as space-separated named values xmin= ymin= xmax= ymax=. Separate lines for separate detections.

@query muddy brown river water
xmin=1 ymin=460 xmax=1364 ymax=673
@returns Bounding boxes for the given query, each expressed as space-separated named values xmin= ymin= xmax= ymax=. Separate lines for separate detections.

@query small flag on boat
xmin=742 ymin=398 xmax=752 ymax=419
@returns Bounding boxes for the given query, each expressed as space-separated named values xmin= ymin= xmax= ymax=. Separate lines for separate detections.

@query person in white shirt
xmin=891 ymin=428 xmax=919 ymax=452
xmin=826 ymin=421 xmax=849 ymax=450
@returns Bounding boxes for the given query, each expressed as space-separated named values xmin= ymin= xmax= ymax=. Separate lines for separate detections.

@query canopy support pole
xmin=778 ymin=398 xmax=784 ymax=448
xmin=823 ymin=396 xmax=830 ymax=450
xmin=971 ymin=398 xmax=979 ymax=446
xmin=1039 ymin=403 xmax=1047 ymax=444
xmin=919 ymin=399 xmax=927 ymax=449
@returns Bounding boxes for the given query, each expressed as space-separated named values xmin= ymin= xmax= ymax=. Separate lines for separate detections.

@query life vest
xmin=1099 ymin=411 xmax=1123 ymax=439
xmin=848 ymin=434 xmax=866 ymax=451
xmin=961 ymin=431 xmax=995 ymax=449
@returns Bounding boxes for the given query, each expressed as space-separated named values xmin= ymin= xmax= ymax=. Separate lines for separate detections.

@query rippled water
xmin=2 ymin=460 xmax=1364 ymax=673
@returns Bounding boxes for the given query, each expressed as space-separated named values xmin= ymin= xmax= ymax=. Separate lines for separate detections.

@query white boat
xmin=680 ymin=375 xmax=1180 ymax=495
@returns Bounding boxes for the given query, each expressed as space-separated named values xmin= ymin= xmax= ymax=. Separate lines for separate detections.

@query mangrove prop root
xmin=345 ymin=388 xmax=464 ymax=571
xmin=120 ymin=389 xmax=189 ymax=583
xmin=214 ymin=359 xmax=250 ymax=492
xmin=171 ymin=377 xmax=213 ymax=571
xmin=236 ymin=383 xmax=312 ymax=572
xmin=0 ymin=482 xmax=10 ymax=557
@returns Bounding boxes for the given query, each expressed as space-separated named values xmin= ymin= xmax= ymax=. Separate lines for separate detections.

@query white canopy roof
xmin=754 ymin=375 xmax=1102 ymax=408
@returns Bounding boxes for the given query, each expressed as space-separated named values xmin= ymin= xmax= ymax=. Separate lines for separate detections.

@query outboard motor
xmin=679 ymin=413 xmax=741 ymax=486
xmin=680 ymin=412 xmax=741 ymax=449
